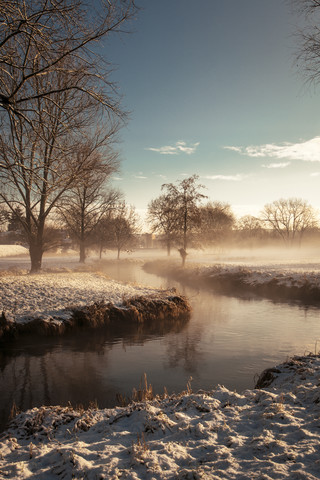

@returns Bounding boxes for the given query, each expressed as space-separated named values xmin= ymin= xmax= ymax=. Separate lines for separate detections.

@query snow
xmin=196 ymin=263 xmax=320 ymax=289
xmin=0 ymin=272 xmax=160 ymax=324
xmin=0 ymin=245 xmax=28 ymax=258
xmin=1 ymin=354 xmax=320 ymax=479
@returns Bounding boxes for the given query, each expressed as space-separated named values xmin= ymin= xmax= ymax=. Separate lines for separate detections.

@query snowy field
xmin=0 ymin=245 xmax=162 ymax=324
xmin=1 ymin=354 xmax=320 ymax=479
xmin=0 ymin=272 xmax=161 ymax=324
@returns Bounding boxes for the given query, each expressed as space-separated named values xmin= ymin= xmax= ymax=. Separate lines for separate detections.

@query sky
xmin=103 ymin=0 xmax=320 ymax=221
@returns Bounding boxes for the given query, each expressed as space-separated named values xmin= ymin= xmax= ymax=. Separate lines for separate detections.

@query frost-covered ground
xmin=1 ymin=354 xmax=320 ymax=479
xmin=0 ymin=244 xmax=28 ymax=257
xmin=0 ymin=271 xmax=160 ymax=324
xmin=190 ymin=263 xmax=320 ymax=289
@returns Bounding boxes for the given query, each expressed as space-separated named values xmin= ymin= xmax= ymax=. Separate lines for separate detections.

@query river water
xmin=1 ymin=260 xmax=320 ymax=431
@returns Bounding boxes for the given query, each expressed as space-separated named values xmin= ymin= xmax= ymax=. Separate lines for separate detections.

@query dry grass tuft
xmin=132 ymin=373 xmax=154 ymax=402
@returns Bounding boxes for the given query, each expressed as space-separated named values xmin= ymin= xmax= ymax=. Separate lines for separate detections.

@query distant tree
xmin=94 ymin=211 xmax=116 ymax=259
xmin=57 ymin=143 xmax=120 ymax=263
xmin=260 ymin=198 xmax=318 ymax=246
xmin=161 ymin=175 xmax=207 ymax=251
xmin=198 ymin=202 xmax=235 ymax=246
xmin=109 ymin=202 xmax=139 ymax=259
xmin=0 ymin=206 xmax=9 ymax=232
xmin=7 ymin=207 xmax=24 ymax=232
xmin=236 ymin=215 xmax=265 ymax=246
xmin=147 ymin=194 xmax=180 ymax=255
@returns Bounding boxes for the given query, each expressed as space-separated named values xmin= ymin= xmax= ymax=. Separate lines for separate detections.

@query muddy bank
xmin=143 ymin=260 xmax=320 ymax=304
xmin=0 ymin=291 xmax=191 ymax=341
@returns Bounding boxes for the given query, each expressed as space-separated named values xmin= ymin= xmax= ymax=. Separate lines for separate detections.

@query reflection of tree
xmin=164 ymin=331 xmax=203 ymax=374
xmin=19 ymin=356 xmax=32 ymax=409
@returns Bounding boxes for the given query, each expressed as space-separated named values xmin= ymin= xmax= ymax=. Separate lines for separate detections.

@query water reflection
xmin=0 ymin=313 xmax=189 ymax=432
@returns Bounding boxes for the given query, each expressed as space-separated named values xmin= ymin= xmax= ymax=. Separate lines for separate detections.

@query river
xmin=1 ymin=259 xmax=320 ymax=431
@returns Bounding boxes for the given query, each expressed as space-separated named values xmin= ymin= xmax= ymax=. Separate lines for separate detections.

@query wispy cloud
xmin=261 ymin=162 xmax=291 ymax=169
xmin=153 ymin=173 xmax=167 ymax=179
xmin=311 ymin=172 xmax=320 ymax=177
xmin=203 ymin=174 xmax=247 ymax=181
xmin=147 ymin=141 xmax=200 ymax=155
xmin=112 ymin=176 xmax=123 ymax=181
xmin=224 ymin=136 xmax=320 ymax=162
xmin=133 ymin=172 xmax=147 ymax=179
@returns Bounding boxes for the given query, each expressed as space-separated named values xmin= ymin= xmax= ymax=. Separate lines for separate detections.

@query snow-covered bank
xmin=144 ymin=260 xmax=320 ymax=303
xmin=1 ymin=354 xmax=320 ymax=479
xmin=0 ymin=271 xmax=191 ymax=340
xmin=0 ymin=245 xmax=29 ymax=258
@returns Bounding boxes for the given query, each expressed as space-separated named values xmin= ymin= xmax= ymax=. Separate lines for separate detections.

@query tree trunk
xmin=167 ymin=240 xmax=171 ymax=256
xmin=79 ymin=241 xmax=86 ymax=263
xmin=117 ymin=247 xmax=121 ymax=260
xmin=29 ymin=242 xmax=43 ymax=273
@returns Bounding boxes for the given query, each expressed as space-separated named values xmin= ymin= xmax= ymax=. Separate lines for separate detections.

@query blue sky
xmin=104 ymin=0 xmax=320 ymax=220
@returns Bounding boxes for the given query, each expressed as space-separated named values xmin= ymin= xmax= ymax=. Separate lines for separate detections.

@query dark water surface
xmin=1 ymin=260 xmax=320 ymax=431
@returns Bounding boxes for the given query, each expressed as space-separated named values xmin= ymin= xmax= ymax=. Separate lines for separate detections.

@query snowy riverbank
xmin=1 ymin=354 xmax=320 ymax=479
xmin=144 ymin=260 xmax=320 ymax=303
xmin=0 ymin=271 xmax=191 ymax=339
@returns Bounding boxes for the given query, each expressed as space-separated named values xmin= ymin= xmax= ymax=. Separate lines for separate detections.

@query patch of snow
xmin=194 ymin=263 xmax=320 ymax=290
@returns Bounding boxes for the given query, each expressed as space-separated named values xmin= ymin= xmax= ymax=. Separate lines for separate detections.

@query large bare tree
xmin=0 ymin=67 xmax=119 ymax=271
xmin=260 ymin=197 xmax=318 ymax=246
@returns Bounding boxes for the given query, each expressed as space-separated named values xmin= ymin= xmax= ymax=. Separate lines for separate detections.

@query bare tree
xmin=57 ymin=145 xmax=121 ymax=263
xmin=94 ymin=210 xmax=116 ymax=260
xmin=147 ymin=194 xmax=180 ymax=256
xmin=109 ymin=202 xmax=139 ymax=259
xmin=260 ymin=198 xmax=318 ymax=246
xmin=0 ymin=0 xmax=137 ymax=123
xmin=161 ymin=175 xmax=207 ymax=251
xmin=198 ymin=201 xmax=234 ymax=247
xmin=236 ymin=215 xmax=265 ymax=247
xmin=0 ymin=66 xmax=120 ymax=271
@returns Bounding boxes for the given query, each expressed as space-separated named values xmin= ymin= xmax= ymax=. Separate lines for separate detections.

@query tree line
xmin=147 ymin=175 xmax=320 ymax=257
xmin=1 ymin=172 xmax=320 ymax=266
